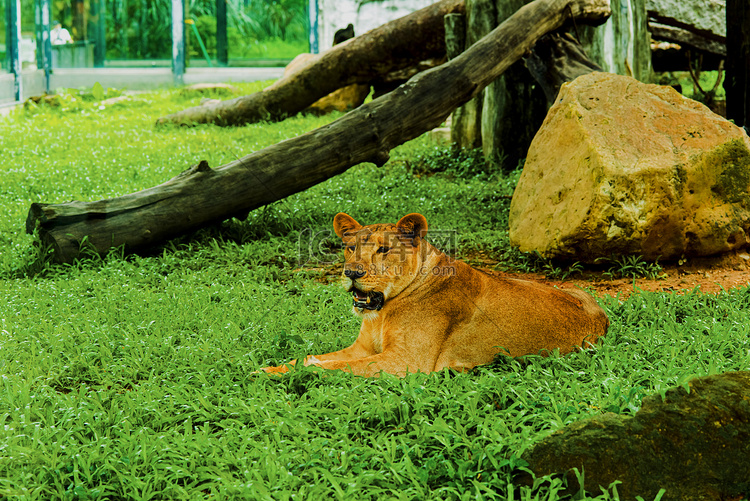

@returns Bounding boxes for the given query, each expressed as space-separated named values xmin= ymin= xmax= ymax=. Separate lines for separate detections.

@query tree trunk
xmin=482 ymin=0 xmax=550 ymax=171
xmin=577 ymin=0 xmax=650 ymax=81
xmin=449 ymin=0 xmax=495 ymax=150
xmin=156 ymin=0 xmax=466 ymax=127
xmin=27 ymin=0 xmax=611 ymax=263
xmin=525 ymin=32 xmax=603 ymax=104
xmin=727 ymin=0 xmax=750 ymax=128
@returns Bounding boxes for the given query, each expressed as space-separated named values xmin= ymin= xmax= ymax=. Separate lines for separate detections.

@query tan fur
xmin=262 ymin=213 xmax=609 ymax=377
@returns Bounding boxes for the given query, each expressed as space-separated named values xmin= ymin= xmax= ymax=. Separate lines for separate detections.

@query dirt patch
xmin=484 ymin=251 xmax=750 ymax=299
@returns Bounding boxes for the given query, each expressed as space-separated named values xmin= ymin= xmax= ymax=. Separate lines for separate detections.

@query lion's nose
xmin=344 ymin=269 xmax=366 ymax=279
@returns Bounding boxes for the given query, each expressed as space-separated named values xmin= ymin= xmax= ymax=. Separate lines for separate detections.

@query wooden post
xmin=90 ymin=0 xmax=106 ymax=67
xmin=217 ymin=0 xmax=228 ymax=66
xmin=727 ymin=0 xmax=750 ymax=128
xmin=449 ymin=0 xmax=493 ymax=150
xmin=172 ymin=0 xmax=185 ymax=86
xmin=578 ymin=0 xmax=650 ymax=81
xmin=34 ymin=0 xmax=52 ymax=92
xmin=444 ymin=13 xmax=466 ymax=59
xmin=139 ymin=0 xmax=148 ymax=59
xmin=481 ymin=0 xmax=548 ymax=170
xmin=444 ymin=12 xmax=477 ymax=149
xmin=308 ymin=0 xmax=320 ymax=54
xmin=72 ymin=0 xmax=86 ymax=40
xmin=8 ymin=0 xmax=22 ymax=102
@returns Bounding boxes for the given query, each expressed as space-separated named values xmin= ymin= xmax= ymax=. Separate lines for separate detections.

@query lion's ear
xmin=333 ymin=213 xmax=362 ymax=238
xmin=396 ymin=213 xmax=428 ymax=241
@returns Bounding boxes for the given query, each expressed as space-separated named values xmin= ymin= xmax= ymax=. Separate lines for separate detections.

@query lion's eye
xmin=376 ymin=246 xmax=390 ymax=254
xmin=346 ymin=246 xmax=356 ymax=253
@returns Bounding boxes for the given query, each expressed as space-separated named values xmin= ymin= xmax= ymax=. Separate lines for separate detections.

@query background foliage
xmin=1 ymin=0 xmax=307 ymax=66
xmin=99 ymin=0 xmax=308 ymax=61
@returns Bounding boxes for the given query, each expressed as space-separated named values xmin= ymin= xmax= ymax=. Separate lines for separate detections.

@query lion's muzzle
xmin=344 ymin=268 xmax=366 ymax=279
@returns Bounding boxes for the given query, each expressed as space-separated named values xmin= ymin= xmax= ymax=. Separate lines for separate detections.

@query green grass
xmin=1 ymin=84 xmax=749 ymax=500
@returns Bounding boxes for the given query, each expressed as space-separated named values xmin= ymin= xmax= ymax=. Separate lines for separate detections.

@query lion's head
xmin=333 ymin=213 xmax=429 ymax=314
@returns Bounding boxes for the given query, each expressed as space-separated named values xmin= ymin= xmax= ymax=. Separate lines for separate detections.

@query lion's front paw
xmin=258 ymin=364 xmax=290 ymax=375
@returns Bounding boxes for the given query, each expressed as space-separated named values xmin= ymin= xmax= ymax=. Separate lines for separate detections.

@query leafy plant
xmin=408 ymin=146 xmax=491 ymax=178
xmin=597 ymin=255 xmax=665 ymax=280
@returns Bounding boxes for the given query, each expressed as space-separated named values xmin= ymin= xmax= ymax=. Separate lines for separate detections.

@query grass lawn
xmin=1 ymin=83 xmax=749 ymax=500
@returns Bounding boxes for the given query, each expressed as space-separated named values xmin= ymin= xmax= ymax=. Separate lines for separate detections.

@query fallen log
xmin=649 ymin=22 xmax=726 ymax=58
xmin=156 ymin=0 xmax=465 ymax=127
xmin=27 ymin=0 xmax=611 ymax=263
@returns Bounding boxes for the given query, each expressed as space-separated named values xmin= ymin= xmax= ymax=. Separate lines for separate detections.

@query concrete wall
xmin=0 ymin=74 xmax=15 ymax=106
xmin=316 ymin=0 xmax=434 ymax=50
xmin=0 ymin=71 xmax=46 ymax=106
xmin=0 ymin=67 xmax=284 ymax=106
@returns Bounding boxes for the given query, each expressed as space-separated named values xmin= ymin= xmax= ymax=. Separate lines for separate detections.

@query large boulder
xmin=509 ymin=72 xmax=750 ymax=262
xmin=520 ymin=372 xmax=750 ymax=500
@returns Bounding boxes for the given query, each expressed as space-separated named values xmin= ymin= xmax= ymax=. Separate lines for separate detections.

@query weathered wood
xmin=525 ymin=32 xmax=603 ymax=104
xmin=727 ymin=0 xmax=750 ymax=128
xmin=27 ymin=0 xmax=611 ymax=263
xmin=649 ymin=22 xmax=726 ymax=57
xmin=444 ymin=11 xmax=480 ymax=149
xmin=482 ymin=0 xmax=552 ymax=170
xmin=156 ymin=0 xmax=465 ymax=127
xmin=647 ymin=0 xmax=726 ymax=45
xmin=450 ymin=0 xmax=495 ymax=150
xmin=578 ymin=0 xmax=651 ymax=81
xmin=444 ymin=13 xmax=467 ymax=60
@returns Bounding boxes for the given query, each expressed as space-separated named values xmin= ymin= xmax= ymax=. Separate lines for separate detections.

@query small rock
xmin=24 ymin=94 xmax=63 ymax=107
xmin=179 ymin=83 xmax=240 ymax=97
xmin=99 ymin=95 xmax=131 ymax=106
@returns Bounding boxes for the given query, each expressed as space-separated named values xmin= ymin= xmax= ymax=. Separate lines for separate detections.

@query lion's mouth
xmin=350 ymin=287 xmax=385 ymax=311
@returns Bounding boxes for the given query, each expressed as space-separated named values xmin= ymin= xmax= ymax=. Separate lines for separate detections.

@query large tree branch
xmin=156 ymin=0 xmax=465 ymax=127
xmin=27 ymin=0 xmax=610 ymax=263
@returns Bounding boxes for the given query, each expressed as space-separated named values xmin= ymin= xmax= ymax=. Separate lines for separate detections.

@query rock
xmin=647 ymin=0 xmax=725 ymax=41
xmin=179 ymin=83 xmax=240 ymax=97
xmin=24 ymin=94 xmax=63 ymax=108
xmin=304 ymin=84 xmax=370 ymax=115
xmin=520 ymin=372 xmax=750 ymax=500
xmin=100 ymin=95 xmax=132 ymax=107
xmin=508 ymin=72 xmax=750 ymax=262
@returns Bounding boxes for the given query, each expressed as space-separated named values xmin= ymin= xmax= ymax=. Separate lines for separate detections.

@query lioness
xmin=262 ymin=213 xmax=609 ymax=377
